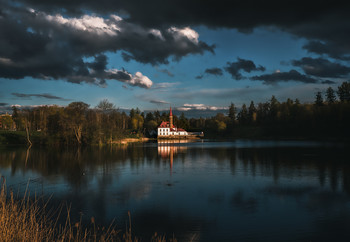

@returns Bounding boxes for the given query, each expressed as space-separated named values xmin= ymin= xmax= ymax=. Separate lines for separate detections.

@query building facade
xmin=157 ymin=107 xmax=188 ymax=137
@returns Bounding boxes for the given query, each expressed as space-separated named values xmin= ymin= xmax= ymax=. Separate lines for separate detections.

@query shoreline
xmin=111 ymin=137 xmax=151 ymax=145
xmin=1 ymin=130 xmax=349 ymax=146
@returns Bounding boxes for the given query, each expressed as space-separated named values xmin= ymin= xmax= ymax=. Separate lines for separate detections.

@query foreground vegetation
xmin=0 ymin=182 xmax=176 ymax=242
xmin=0 ymin=82 xmax=350 ymax=145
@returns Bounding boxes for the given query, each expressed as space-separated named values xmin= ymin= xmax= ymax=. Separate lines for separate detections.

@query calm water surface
xmin=0 ymin=140 xmax=349 ymax=241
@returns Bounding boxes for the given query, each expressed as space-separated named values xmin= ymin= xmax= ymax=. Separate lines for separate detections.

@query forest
xmin=0 ymin=81 xmax=350 ymax=145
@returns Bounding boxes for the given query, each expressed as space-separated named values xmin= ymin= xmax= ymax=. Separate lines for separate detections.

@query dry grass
xmin=0 ymin=180 xmax=176 ymax=242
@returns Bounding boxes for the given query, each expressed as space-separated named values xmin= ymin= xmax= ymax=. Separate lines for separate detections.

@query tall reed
xmin=0 ymin=179 xmax=176 ymax=242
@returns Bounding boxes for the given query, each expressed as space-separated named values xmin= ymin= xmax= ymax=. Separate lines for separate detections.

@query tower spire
xmin=169 ymin=106 xmax=173 ymax=128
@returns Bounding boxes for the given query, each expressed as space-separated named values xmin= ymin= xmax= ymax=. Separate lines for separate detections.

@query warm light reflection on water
xmin=0 ymin=140 xmax=349 ymax=241
xmin=158 ymin=140 xmax=188 ymax=174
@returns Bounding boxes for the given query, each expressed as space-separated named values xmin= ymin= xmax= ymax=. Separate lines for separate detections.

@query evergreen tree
xmin=238 ymin=104 xmax=248 ymax=125
xmin=326 ymin=87 xmax=336 ymax=104
xmin=145 ymin=112 xmax=155 ymax=123
xmin=178 ymin=112 xmax=189 ymax=130
xmin=269 ymin=95 xmax=280 ymax=120
xmin=228 ymin=103 xmax=236 ymax=121
xmin=153 ymin=110 xmax=161 ymax=123
xmin=315 ymin=92 xmax=324 ymax=106
xmin=129 ymin=108 xmax=136 ymax=118
xmin=286 ymin=98 xmax=293 ymax=106
xmin=337 ymin=81 xmax=350 ymax=102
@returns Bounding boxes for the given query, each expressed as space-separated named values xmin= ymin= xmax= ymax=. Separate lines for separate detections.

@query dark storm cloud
xmin=2 ymin=0 xmax=350 ymax=89
xmin=0 ymin=3 xmax=214 ymax=88
xmin=302 ymin=41 xmax=350 ymax=61
xmin=225 ymin=58 xmax=265 ymax=80
xmin=204 ymin=67 xmax=223 ymax=76
xmin=149 ymin=99 xmax=169 ymax=104
xmin=87 ymin=54 xmax=108 ymax=73
xmin=291 ymin=20 xmax=350 ymax=60
xmin=321 ymin=80 xmax=336 ymax=85
xmin=292 ymin=57 xmax=350 ymax=78
xmin=14 ymin=0 xmax=346 ymax=30
xmin=11 ymin=0 xmax=350 ymax=60
xmin=251 ymin=70 xmax=319 ymax=85
xmin=0 ymin=103 xmax=9 ymax=106
xmin=11 ymin=92 xmax=69 ymax=100
xmin=156 ymin=68 xmax=174 ymax=77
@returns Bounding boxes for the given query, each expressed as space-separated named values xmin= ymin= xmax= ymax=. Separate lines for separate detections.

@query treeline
xmin=179 ymin=81 xmax=349 ymax=140
xmin=3 ymin=100 xmax=137 ymax=145
xmin=203 ymin=81 xmax=350 ymax=139
xmin=1 ymin=82 xmax=350 ymax=144
xmin=0 ymin=99 xmax=196 ymax=145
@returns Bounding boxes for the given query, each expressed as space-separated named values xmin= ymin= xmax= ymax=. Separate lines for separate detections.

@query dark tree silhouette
xmin=337 ymin=81 xmax=350 ymax=102
xmin=315 ymin=92 xmax=324 ymax=106
xmin=326 ymin=87 xmax=336 ymax=104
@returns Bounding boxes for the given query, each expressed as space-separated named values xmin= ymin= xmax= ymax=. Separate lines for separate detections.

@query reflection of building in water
xmin=158 ymin=143 xmax=187 ymax=172
xmin=158 ymin=139 xmax=194 ymax=144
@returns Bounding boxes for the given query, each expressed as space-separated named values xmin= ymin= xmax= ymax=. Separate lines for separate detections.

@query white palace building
xmin=157 ymin=107 xmax=188 ymax=137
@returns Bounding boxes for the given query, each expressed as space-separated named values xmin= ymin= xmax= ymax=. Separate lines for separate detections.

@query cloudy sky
xmin=1 ymin=0 xmax=350 ymax=114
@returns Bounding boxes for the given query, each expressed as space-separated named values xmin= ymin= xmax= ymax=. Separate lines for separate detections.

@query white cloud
xmin=168 ymin=27 xmax=199 ymax=44
xmin=44 ymin=14 xmax=120 ymax=36
xmin=105 ymin=69 xmax=152 ymax=88
xmin=110 ymin=15 xmax=123 ymax=22
xmin=177 ymin=107 xmax=192 ymax=111
xmin=149 ymin=29 xmax=165 ymax=40
xmin=130 ymin=72 xmax=153 ymax=88
xmin=40 ymin=12 xmax=201 ymax=47
xmin=183 ymin=103 xmax=207 ymax=110
xmin=180 ymin=103 xmax=228 ymax=111
xmin=0 ymin=57 xmax=14 ymax=66
xmin=152 ymin=82 xmax=180 ymax=89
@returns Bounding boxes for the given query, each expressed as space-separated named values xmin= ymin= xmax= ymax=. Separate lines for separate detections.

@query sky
xmin=1 ymin=0 xmax=350 ymax=115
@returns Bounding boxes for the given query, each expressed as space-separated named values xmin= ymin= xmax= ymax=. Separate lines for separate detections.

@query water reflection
xmin=1 ymin=144 xmax=350 ymax=195
xmin=158 ymin=140 xmax=188 ymax=174
xmin=0 ymin=142 xmax=349 ymax=241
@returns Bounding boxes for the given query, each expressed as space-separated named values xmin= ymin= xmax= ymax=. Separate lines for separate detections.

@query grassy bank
xmin=0 ymin=183 xmax=176 ymax=242
xmin=112 ymin=137 xmax=151 ymax=145
xmin=0 ymin=131 xmax=144 ymax=146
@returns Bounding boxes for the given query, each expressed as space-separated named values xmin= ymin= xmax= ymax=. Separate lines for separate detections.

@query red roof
xmin=158 ymin=108 xmax=187 ymax=132
xmin=159 ymin=121 xmax=170 ymax=128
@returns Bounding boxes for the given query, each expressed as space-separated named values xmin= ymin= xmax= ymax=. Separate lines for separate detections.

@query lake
xmin=0 ymin=140 xmax=349 ymax=241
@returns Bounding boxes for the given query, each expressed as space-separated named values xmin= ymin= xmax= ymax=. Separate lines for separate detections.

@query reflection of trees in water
xmin=204 ymin=146 xmax=350 ymax=194
xmin=248 ymin=147 xmax=349 ymax=194
xmin=0 ymin=145 xmax=162 ymax=187
xmin=1 ymin=144 xmax=350 ymax=241
xmin=0 ymin=145 xmax=349 ymax=194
